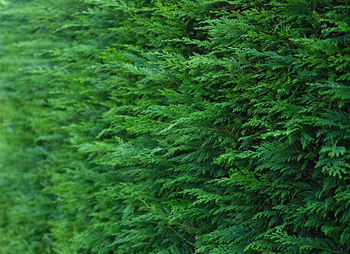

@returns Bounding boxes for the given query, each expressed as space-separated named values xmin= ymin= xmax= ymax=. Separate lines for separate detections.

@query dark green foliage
xmin=1 ymin=0 xmax=350 ymax=253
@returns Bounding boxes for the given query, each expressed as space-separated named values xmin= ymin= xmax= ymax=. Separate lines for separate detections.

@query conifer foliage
xmin=1 ymin=0 xmax=350 ymax=253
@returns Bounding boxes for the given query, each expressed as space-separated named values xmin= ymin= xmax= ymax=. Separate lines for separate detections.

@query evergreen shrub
xmin=0 ymin=0 xmax=350 ymax=253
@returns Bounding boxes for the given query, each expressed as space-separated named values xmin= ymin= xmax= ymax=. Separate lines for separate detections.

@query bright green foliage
xmin=1 ymin=0 xmax=350 ymax=253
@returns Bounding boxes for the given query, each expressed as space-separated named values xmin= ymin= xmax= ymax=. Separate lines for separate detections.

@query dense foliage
xmin=1 ymin=0 xmax=350 ymax=253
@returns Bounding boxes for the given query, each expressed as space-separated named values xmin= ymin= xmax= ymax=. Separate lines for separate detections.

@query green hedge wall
xmin=1 ymin=0 xmax=350 ymax=253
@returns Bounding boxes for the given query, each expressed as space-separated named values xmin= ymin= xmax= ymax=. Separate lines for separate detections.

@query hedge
xmin=1 ymin=0 xmax=350 ymax=253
